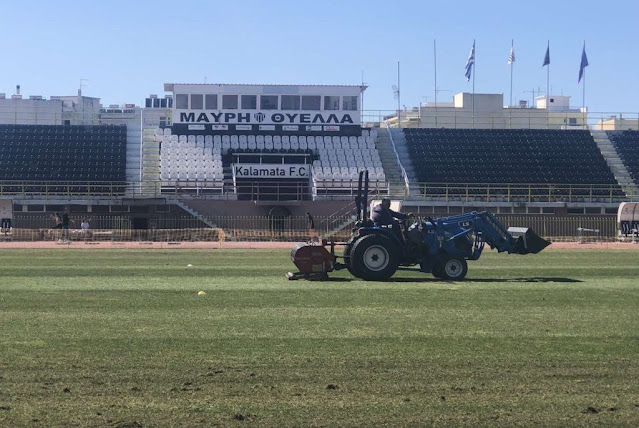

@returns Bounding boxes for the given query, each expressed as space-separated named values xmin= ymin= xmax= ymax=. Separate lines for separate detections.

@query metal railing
xmin=2 ymin=180 xmax=636 ymax=203
xmin=361 ymin=110 xmax=639 ymax=131
xmin=495 ymin=215 xmax=617 ymax=242
xmin=411 ymin=182 xmax=635 ymax=203
xmin=384 ymin=122 xmax=410 ymax=192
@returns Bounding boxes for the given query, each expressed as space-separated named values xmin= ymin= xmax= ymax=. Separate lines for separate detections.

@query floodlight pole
xmin=397 ymin=61 xmax=401 ymax=128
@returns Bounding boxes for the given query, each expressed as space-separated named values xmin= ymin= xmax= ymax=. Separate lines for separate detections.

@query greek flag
xmin=465 ymin=41 xmax=475 ymax=81
xmin=508 ymin=46 xmax=515 ymax=65
xmin=578 ymin=44 xmax=589 ymax=83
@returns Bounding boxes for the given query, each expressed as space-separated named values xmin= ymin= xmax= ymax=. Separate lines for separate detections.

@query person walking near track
xmin=60 ymin=207 xmax=74 ymax=243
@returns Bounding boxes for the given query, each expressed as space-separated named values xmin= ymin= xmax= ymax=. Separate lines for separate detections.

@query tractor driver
xmin=371 ymin=198 xmax=410 ymax=240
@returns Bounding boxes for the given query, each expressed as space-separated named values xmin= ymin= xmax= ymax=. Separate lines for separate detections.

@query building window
xmin=342 ymin=96 xmax=358 ymax=111
xmin=176 ymin=94 xmax=188 ymax=109
xmin=281 ymin=95 xmax=301 ymax=110
xmin=205 ymin=94 xmax=218 ymax=109
xmin=324 ymin=96 xmax=340 ymax=111
xmin=241 ymin=95 xmax=257 ymax=110
xmin=222 ymin=95 xmax=238 ymax=109
xmin=301 ymin=95 xmax=321 ymax=110
xmin=260 ymin=95 xmax=278 ymax=110
xmin=191 ymin=94 xmax=204 ymax=109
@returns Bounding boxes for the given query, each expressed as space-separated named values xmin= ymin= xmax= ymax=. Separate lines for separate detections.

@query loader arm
xmin=437 ymin=211 xmax=550 ymax=256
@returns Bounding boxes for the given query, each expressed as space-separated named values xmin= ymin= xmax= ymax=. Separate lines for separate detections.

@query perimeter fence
xmin=2 ymin=214 xmax=621 ymax=243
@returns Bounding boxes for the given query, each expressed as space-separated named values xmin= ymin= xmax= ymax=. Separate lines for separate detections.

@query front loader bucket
xmin=508 ymin=227 xmax=551 ymax=254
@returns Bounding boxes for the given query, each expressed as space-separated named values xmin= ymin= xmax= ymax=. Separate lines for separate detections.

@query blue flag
xmin=578 ymin=44 xmax=589 ymax=83
xmin=543 ymin=44 xmax=550 ymax=67
xmin=465 ymin=41 xmax=475 ymax=81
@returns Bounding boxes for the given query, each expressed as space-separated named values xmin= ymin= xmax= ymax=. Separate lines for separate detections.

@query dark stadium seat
xmin=403 ymin=128 xmax=623 ymax=198
xmin=0 ymin=124 xmax=127 ymax=193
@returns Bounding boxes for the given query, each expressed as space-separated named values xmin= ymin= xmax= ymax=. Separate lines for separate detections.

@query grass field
xmin=1 ymin=248 xmax=638 ymax=427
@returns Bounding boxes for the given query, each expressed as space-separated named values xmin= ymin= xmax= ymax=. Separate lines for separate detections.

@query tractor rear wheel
xmin=439 ymin=256 xmax=468 ymax=281
xmin=350 ymin=234 xmax=399 ymax=281
xmin=343 ymin=242 xmax=360 ymax=278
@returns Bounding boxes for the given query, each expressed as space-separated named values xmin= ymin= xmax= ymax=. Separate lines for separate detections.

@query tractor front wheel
xmin=439 ymin=256 xmax=468 ymax=281
xmin=350 ymin=234 xmax=399 ymax=281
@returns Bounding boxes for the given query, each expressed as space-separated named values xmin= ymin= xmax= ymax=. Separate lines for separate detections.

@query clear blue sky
xmin=1 ymin=0 xmax=638 ymax=114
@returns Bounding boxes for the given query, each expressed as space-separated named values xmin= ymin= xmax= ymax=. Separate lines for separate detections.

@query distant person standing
xmin=80 ymin=218 xmax=90 ymax=241
xmin=306 ymin=212 xmax=315 ymax=231
xmin=306 ymin=211 xmax=318 ymax=243
xmin=61 ymin=207 xmax=74 ymax=243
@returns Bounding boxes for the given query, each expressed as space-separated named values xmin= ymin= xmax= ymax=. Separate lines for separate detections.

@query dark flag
xmin=578 ymin=43 xmax=589 ymax=83
xmin=543 ymin=44 xmax=550 ymax=67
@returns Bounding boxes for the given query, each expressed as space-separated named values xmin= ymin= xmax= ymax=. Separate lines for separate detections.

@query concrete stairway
xmin=125 ymin=127 xmax=142 ymax=183
xmin=388 ymin=128 xmax=421 ymax=196
xmin=375 ymin=127 xmax=407 ymax=193
xmin=170 ymin=198 xmax=218 ymax=228
xmin=137 ymin=128 xmax=162 ymax=197
xmin=591 ymin=130 xmax=639 ymax=198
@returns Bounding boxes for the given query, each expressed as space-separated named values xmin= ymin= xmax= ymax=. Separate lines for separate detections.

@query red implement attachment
xmin=287 ymin=243 xmax=336 ymax=280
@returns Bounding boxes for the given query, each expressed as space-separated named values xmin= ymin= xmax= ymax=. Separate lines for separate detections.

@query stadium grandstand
xmin=1 ymin=83 xmax=639 ymax=240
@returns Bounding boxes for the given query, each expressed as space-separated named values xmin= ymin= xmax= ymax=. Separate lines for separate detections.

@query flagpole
xmin=472 ymin=39 xmax=475 ymax=128
xmin=582 ymin=41 xmax=587 ymax=129
xmin=434 ymin=39 xmax=438 ymax=127
xmin=361 ymin=70 xmax=365 ymax=124
xmin=546 ymin=41 xmax=550 ymax=110
xmin=583 ymin=69 xmax=586 ymax=129
xmin=509 ymin=39 xmax=514 ymax=108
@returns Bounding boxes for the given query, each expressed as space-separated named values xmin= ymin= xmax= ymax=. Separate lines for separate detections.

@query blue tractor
xmin=289 ymin=171 xmax=550 ymax=281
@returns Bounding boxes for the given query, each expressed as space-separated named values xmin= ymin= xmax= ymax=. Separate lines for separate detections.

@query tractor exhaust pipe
xmin=508 ymin=227 xmax=551 ymax=254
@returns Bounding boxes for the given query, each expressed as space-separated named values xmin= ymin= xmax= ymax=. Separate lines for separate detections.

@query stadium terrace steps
xmin=125 ymin=128 xmax=142 ymax=182
xmin=140 ymin=128 xmax=161 ymax=195
xmin=388 ymin=128 xmax=421 ymax=195
xmin=169 ymin=198 xmax=217 ymax=228
xmin=592 ymin=130 xmax=639 ymax=197
xmin=375 ymin=127 xmax=407 ymax=187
